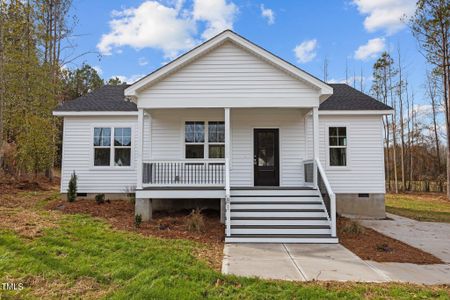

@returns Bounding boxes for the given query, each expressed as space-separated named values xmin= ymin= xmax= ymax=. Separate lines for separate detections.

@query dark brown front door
xmin=254 ymin=129 xmax=279 ymax=186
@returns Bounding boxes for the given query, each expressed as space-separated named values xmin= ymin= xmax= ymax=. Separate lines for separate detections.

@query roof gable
xmin=125 ymin=30 xmax=333 ymax=97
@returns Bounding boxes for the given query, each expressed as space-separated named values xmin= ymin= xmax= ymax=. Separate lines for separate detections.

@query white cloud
xmin=98 ymin=0 xmax=238 ymax=58
xmin=294 ymin=39 xmax=317 ymax=63
xmin=112 ymin=74 xmax=145 ymax=84
xmin=354 ymin=37 xmax=385 ymax=60
xmin=193 ymin=0 xmax=238 ymax=39
xmin=93 ymin=65 xmax=103 ymax=76
xmin=138 ymin=57 xmax=149 ymax=66
xmin=97 ymin=1 xmax=197 ymax=58
xmin=260 ymin=4 xmax=275 ymax=25
xmin=352 ymin=0 xmax=416 ymax=35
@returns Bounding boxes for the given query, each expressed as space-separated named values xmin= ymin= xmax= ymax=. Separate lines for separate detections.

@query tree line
xmin=0 ymin=0 xmax=124 ymax=179
xmin=0 ymin=0 xmax=449 ymax=200
xmin=369 ymin=0 xmax=449 ymax=195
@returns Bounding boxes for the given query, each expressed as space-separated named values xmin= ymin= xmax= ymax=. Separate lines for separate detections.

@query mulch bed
xmin=47 ymin=199 xmax=225 ymax=270
xmin=338 ymin=217 xmax=443 ymax=264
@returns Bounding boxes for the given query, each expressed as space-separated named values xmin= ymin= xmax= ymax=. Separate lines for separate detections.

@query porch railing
xmin=303 ymin=158 xmax=336 ymax=237
xmin=143 ymin=160 xmax=225 ymax=186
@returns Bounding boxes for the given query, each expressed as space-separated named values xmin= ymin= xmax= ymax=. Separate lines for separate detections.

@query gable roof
xmin=321 ymin=84 xmax=392 ymax=111
xmin=53 ymin=84 xmax=137 ymax=112
xmin=125 ymin=30 xmax=333 ymax=98
xmin=53 ymin=83 xmax=392 ymax=114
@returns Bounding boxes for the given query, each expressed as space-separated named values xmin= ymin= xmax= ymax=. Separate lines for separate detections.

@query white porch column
xmin=136 ymin=108 xmax=144 ymax=190
xmin=224 ymin=107 xmax=231 ymax=237
xmin=224 ymin=107 xmax=231 ymax=195
xmin=312 ymin=107 xmax=319 ymax=188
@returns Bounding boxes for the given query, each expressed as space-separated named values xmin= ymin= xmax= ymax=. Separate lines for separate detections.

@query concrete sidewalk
xmin=222 ymin=243 xmax=450 ymax=284
xmin=222 ymin=244 xmax=387 ymax=282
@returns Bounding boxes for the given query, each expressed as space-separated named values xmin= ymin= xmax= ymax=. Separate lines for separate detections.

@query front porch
xmin=133 ymin=107 xmax=337 ymax=243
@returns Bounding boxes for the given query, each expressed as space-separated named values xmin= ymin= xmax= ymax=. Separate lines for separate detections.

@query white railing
xmin=225 ymin=157 xmax=231 ymax=236
xmin=142 ymin=159 xmax=225 ymax=186
xmin=303 ymin=158 xmax=337 ymax=237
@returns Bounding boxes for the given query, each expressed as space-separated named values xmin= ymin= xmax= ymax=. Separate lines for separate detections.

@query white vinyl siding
xmin=60 ymin=116 xmax=138 ymax=193
xmin=306 ymin=114 xmax=385 ymax=194
xmin=138 ymin=42 xmax=320 ymax=108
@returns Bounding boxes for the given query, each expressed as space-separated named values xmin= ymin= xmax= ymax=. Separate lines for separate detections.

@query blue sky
xmin=66 ymin=0 xmax=427 ymax=104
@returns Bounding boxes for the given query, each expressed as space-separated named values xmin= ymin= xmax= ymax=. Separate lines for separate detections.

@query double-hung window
xmin=329 ymin=127 xmax=347 ymax=167
xmin=93 ymin=127 xmax=132 ymax=167
xmin=184 ymin=121 xmax=225 ymax=159
xmin=185 ymin=121 xmax=205 ymax=158
xmin=208 ymin=121 xmax=225 ymax=158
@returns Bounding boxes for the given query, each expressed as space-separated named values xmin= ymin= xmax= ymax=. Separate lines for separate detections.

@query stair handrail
xmin=315 ymin=158 xmax=337 ymax=237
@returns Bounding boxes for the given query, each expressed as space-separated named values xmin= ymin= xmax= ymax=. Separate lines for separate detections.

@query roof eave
xmin=52 ymin=111 xmax=138 ymax=116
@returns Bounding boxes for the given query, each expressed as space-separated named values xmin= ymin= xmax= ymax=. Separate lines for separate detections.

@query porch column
xmin=312 ymin=107 xmax=319 ymax=188
xmin=224 ymin=107 xmax=231 ymax=237
xmin=136 ymin=108 xmax=144 ymax=190
xmin=224 ymin=107 xmax=231 ymax=195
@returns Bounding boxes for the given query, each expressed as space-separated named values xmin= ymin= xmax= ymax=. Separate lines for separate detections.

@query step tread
xmin=231 ymin=225 xmax=331 ymax=229
xmin=231 ymin=201 xmax=322 ymax=205
xmin=231 ymin=195 xmax=319 ymax=198
xmin=231 ymin=217 xmax=328 ymax=220
xmin=231 ymin=209 xmax=325 ymax=212
xmin=229 ymin=234 xmax=335 ymax=238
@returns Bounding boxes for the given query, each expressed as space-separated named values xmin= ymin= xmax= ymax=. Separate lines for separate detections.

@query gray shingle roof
xmin=54 ymin=84 xmax=137 ymax=112
xmin=321 ymin=83 xmax=392 ymax=111
xmin=54 ymin=83 xmax=392 ymax=112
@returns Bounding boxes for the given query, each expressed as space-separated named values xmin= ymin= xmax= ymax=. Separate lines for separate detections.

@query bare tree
xmin=426 ymin=71 xmax=442 ymax=174
xmin=397 ymin=47 xmax=406 ymax=191
xmin=411 ymin=0 xmax=450 ymax=198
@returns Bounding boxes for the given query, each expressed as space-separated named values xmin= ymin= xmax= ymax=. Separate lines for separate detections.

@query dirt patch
xmin=0 ymin=208 xmax=60 ymax=239
xmin=338 ymin=217 xmax=443 ymax=264
xmin=0 ymin=174 xmax=57 ymax=193
xmin=48 ymin=199 xmax=225 ymax=270
xmin=5 ymin=275 xmax=115 ymax=299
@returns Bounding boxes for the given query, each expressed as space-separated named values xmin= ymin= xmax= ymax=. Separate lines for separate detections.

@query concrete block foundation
xmin=336 ymin=193 xmax=385 ymax=219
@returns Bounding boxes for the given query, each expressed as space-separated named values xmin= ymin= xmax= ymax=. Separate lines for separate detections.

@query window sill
xmin=89 ymin=166 xmax=135 ymax=171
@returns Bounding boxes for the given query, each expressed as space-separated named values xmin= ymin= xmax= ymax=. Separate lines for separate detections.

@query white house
xmin=53 ymin=30 xmax=392 ymax=243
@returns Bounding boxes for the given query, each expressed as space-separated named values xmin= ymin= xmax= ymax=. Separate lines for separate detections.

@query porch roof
xmin=53 ymin=83 xmax=392 ymax=114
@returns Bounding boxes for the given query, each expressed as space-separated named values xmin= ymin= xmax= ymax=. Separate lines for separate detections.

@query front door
xmin=254 ymin=129 xmax=279 ymax=186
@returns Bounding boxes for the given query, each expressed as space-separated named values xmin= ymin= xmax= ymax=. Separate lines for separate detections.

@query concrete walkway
xmin=222 ymin=244 xmax=388 ymax=282
xmin=223 ymin=215 xmax=450 ymax=284
xmin=361 ymin=213 xmax=450 ymax=263
xmin=222 ymin=243 xmax=450 ymax=284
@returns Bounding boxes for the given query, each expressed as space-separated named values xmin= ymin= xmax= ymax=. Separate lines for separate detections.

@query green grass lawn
xmin=0 ymin=193 xmax=449 ymax=299
xmin=386 ymin=193 xmax=450 ymax=223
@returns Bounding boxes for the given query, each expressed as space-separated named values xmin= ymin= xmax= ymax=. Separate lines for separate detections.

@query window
xmin=93 ymin=127 xmax=132 ymax=167
xmin=208 ymin=122 xmax=225 ymax=158
xmin=184 ymin=121 xmax=225 ymax=159
xmin=185 ymin=121 xmax=205 ymax=158
xmin=329 ymin=127 xmax=347 ymax=166
xmin=94 ymin=128 xmax=111 ymax=166
xmin=114 ymin=128 xmax=132 ymax=166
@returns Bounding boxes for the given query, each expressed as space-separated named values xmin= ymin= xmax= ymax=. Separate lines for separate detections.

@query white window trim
xmin=182 ymin=120 xmax=225 ymax=160
xmin=90 ymin=124 xmax=135 ymax=170
xmin=325 ymin=124 xmax=350 ymax=170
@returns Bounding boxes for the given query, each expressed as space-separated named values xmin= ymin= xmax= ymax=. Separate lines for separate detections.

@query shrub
xmin=340 ymin=219 xmax=365 ymax=236
xmin=67 ymin=171 xmax=77 ymax=202
xmin=185 ymin=208 xmax=205 ymax=233
xmin=95 ymin=193 xmax=105 ymax=204
xmin=134 ymin=214 xmax=142 ymax=228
